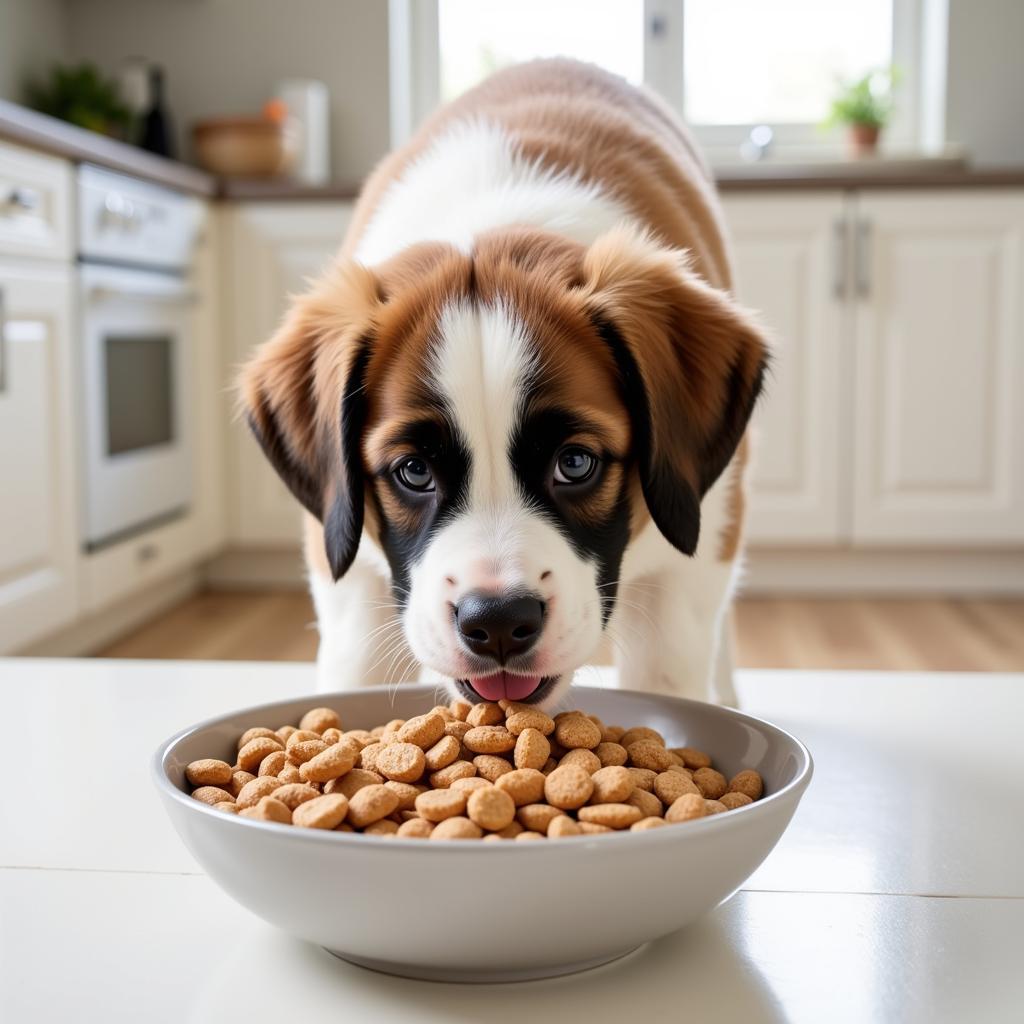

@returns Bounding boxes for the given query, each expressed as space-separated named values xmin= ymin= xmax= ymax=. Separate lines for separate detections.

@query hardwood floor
xmin=95 ymin=590 xmax=1024 ymax=672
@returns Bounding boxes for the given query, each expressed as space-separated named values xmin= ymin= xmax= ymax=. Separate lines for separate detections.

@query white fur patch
xmin=355 ymin=119 xmax=636 ymax=266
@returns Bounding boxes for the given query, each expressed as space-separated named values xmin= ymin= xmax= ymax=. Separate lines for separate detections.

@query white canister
xmin=276 ymin=79 xmax=330 ymax=185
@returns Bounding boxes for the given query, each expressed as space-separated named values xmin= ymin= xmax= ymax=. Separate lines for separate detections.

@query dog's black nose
xmin=455 ymin=591 xmax=545 ymax=663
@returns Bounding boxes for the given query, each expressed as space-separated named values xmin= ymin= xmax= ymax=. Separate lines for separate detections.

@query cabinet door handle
xmin=831 ymin=219 xmax=848 ymax=299
xmin=0 ymin=286 xmax=6 ymax=394
xmin=855 ymin=218 xmax=872 ymax=299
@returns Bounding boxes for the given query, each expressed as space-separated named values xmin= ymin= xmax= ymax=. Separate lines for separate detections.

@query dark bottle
xmin=139 ymin=66 xmax=174 ymax=158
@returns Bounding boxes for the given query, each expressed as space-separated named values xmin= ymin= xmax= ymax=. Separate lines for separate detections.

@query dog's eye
xmin=553 ymin=447 xmax=598 ymax=485
xmin=395 ymin=457 xmax=435 ymax=493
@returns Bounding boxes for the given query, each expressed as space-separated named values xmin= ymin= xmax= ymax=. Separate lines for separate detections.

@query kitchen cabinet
xmin=0 ymin=142 xmax=73 ymax=262
xmin=722 ymin=193 xmax=848 ymax=544
xmin=0 ymin=263 xmax=79 ymax=651
xmin=224 ymin=202 xmax=354 ymax=545
xmin=851 ymin=192 xmax=1024 ymax=544
xmin=723 ymin=188 xmax=1024 ymax=551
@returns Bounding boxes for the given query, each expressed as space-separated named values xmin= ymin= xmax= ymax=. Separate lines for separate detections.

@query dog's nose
xmin=455 ymin=591 xmax=545 ymax=663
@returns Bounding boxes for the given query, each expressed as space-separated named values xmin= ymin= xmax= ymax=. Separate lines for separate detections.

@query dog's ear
xmin=238 ymin=260 xmax=381 ymax=580
xmin=579 ymin=226 xmax=769 ymax=556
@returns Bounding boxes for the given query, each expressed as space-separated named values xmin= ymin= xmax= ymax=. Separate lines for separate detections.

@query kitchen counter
xmin=4 ymin=99 xmax=1024 ymax=201
xmin=1 ymin=659 xmax=1020 ymax=1022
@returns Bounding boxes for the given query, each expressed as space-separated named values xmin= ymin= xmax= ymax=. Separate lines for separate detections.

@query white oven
xmin=76 ymin=166 xmax=202 ymax=549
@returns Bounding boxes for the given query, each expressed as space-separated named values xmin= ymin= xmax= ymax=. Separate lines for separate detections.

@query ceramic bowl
xmin=154 ymin=684 xmax=811 ymax=982
xmin=192 ymin=117 xmax=295 ymax=177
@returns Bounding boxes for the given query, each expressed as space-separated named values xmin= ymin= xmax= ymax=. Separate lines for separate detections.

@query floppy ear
xmin=237 ymin=260 xmax=381 ymax=580
xmin=580 ymin=226 xmax=769 ymax=556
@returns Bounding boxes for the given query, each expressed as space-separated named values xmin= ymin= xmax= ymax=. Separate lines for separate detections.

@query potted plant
xmin=825 ymin=68 xmax=897 ymax=157
xmin=25 ymin=63 xmax=132 ymax=140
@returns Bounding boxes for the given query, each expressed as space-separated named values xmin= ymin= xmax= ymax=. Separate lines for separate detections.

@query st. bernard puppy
xmin=240 ymin=59 xmax=769 ymax=709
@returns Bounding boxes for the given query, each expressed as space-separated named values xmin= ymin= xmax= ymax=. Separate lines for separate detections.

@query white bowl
xmin=154 ymin=684 xmax=811 ymax=983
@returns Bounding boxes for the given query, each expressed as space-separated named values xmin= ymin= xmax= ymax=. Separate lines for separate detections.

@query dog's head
xmin=239 ymin=226 xmax=768 ymax=705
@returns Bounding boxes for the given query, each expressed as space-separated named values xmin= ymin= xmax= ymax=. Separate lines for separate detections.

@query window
xmin=392 ymin=0 xmax=925 ymax=157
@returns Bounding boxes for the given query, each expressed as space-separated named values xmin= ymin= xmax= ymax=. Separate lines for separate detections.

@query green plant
xmin=25 ymin=63 xmax=132 ymax=137
xmin=824 ymin=68 xmax=898 ymax=129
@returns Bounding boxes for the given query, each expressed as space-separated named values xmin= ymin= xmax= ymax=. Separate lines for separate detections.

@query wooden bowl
xmin=192 ymin=117 xmax=296 ymax=177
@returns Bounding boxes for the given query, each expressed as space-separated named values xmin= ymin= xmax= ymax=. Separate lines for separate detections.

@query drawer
xmin=0 ymin=142 xmax=73 ymax=262
xmin=81 ymin=513 xmax=203 ymax=614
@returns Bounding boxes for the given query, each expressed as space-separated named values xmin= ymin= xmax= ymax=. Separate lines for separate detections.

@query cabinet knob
xmin=1 ymin=186 xmax=40 ymax=216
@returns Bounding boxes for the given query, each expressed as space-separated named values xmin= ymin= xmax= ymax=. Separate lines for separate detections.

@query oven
xmin=76 ymin=165 xmax=202 ymax=550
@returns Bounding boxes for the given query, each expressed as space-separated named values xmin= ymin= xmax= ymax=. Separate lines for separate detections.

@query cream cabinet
xmin=723 ymin=188 xmax=1024 ymax=551
xmin=0 ymin=263 xmax=79 ymax=651
xmin=722 ymin=193 xmax=848 ymax=544
xmin=851 ymin=192 xmax=1024 ymax=544
xmin=224 ymin=202 xmax=354 ymax=545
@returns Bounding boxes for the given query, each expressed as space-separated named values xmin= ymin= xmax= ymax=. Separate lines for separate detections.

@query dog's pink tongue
xmin=470 ymin=672 xmax=542 ymax=702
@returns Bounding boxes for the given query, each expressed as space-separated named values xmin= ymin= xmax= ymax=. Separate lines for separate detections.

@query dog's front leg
xmin=608 ymin=560 xmax=739 ymax=706
xmin=309 ymin=562 xmax=410 ymax=694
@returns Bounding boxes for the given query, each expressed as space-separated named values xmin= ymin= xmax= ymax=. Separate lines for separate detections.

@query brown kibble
xmin=626 ymin=740 xmax=675 ymax=771
xmin=286 ymin=739 xmax=328 ymax=767
xmin=430 ymin=816 xmax=483 ymax=840
xmin=589 ymin=765 xmax=635 ymax=804
xmin=321 ymin=727 xmax=343 ymax=745
xmin=630 ymin=816 xmax=667 ymax=831
xmin=547 ymin=815 xmax=582 ymax=838
xmin=728 ymin=769 xmax=764 ymax=801
xmin=495 ymin=768 xmax=546 ymax=806
xmin=515 ymin=830 xmax=546 ymax=841
xmin=238 ymin=727 xmax=278 ymax=749
xmin=463 ymin=725 xmax=516 ymax=754
xmin=286 ymin=729 xmax=321 ymax=747
xmin=541 ymin=758 xmax=558 ymax=775
xmin=466 ymin=702 xmax=505 ymax=727
xmin=275 ymin=726 xmax=297 ymax=745
xmin=544 ymin=764 xmax=594 ymax=810
xmin=228 ymin=770 xmax=255 ymax=797
xmin=397 ymin=818 xmax=434 ymax=838
xmin=444 ymin=720 xmax=473 ymax=742
xmin=344 ymin=729 xmax=374 ymax=747
xmin=720 ymin=791 xmax=754 ymax=811
xmin=517 ymin=803 xmax=562 ymax=832
xmin=396 ymin=712 xmax=447 ymax=749
xmin=375 ymin=742 xmax=427 ymax=783
xmin=299 ymin=707 xmax=342 ymax=735
xmin=300 ymin=741 xmax=359 ymax=783
xmin=466 ymin=786 xmax=516 ymax=831
xmin=278 ymin=764 xmax=301 ymax=784
xmin=654 ymin=770 xmax=700 ymax=805
xmin=578 ymin=821 xmax=613 ymax=834
xmin=270 ymin=782 xmax=320 ymax=810
xmin=673 ymin=747 xmax=712 ymax=770
xmin=424 ymin=734 xmax=461 ymax=771
xmin=235 ymin=776 xmax=284 ymax=809
xmin=237 ymin=736 xmax=285 ymax=773
xmin=191 ymin=786 xmax=234 ymax=806
xmin=505 ymin=709 xmax=556 ymax=736
xmin=559 ymin=748 xmax=602 ymax=774
xmin=472 ymin=754 xmax=514 ymax=782
xmin=704 ymin=799 xmax=727 ymax=814
xmin=257 ymin=751 xmax=287 ymax=778
xmin=450 ymin=776 xmax=492 ymax=794
xmin=383 ymin=781 xmax=421 ymax=811
xmin=323 ymin=768 xmax=382 ymax=797
xmin=185 ymin=759 xmax=233 ymax=787
xmin=555 ymin=714 xmax=602 ymax=750
xmin=293 ymin=793 xmax=349 ymax=829
xmin=620 ymin=726 xmax=665 ymax=748
xmin=666 ymin=793 xmax=707 ymax=823
xmin=347 ymin=784 xmax=400 ymax=827
xmin=429 ymin=760 xmax=477 ymax=788
xmin=693 ymin=767 xmax=728 ymax=800
xmin=415 ymin=788 xmax=468 ymax=822
xmin=603 ymin=725 xmax=626 ymax=743
xmin=513 ymin=727 xmax=551 ymax=770
xmin=239 ymin=796 xmax=292 ymax=824
xmin=578 ymin=803 xmax=643 ymax=829
xmin=448 ymin=699 xmax=471 ymax=721
xmin=213 ymin=802 xmax=239 ymax=814
xmin=627 ymin=787 xmax=663 ymax=819
xmin=627 ymin=767 xmax=658 ymax=791
xmin=364 ymin=819 xmax=400 ymax=836
xmin=594 ymin=742 xmax=628 ymax=767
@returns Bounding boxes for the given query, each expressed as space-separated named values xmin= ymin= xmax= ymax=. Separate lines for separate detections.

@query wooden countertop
xmin=3 ymin=99 xmax=1024 ymax=200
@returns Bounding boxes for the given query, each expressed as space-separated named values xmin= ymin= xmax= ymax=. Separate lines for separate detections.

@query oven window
xmin=105 ymin=335 xmax=174 ymax=455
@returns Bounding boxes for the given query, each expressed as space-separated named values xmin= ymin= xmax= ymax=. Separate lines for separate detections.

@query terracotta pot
xmin=847 ymin=122 xmax=881 ymax=157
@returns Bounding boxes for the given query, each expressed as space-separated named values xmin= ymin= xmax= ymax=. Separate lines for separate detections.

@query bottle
xmin=140 ymin=66 xmax=174 ymax=158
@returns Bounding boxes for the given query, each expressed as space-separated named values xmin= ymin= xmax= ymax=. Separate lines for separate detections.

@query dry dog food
xmin=186 ymin=702 xmax=765 ymax=840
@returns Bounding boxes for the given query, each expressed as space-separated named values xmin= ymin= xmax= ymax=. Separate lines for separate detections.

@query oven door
xmin=79 ymin=263 xmax=193 ymax=549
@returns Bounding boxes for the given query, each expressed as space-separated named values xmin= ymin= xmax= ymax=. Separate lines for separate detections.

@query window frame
xmin=390 ymin=0 xmax=931 ymax=160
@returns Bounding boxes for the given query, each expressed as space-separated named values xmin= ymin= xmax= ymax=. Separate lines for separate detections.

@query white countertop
xmin=0 ymin=659 xmax=1020 ymax=1022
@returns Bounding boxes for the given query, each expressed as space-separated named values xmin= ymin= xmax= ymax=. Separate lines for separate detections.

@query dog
xmin=239 ymin=59 xmax=769 ymax=709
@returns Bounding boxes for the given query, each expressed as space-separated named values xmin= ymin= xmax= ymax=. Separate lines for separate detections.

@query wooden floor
xmin=96 ymin=590 xmax=1024 ymax=672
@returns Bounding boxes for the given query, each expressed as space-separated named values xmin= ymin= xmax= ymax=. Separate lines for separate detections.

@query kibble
xmin=184 ymin=703 xmax=765 ymax=840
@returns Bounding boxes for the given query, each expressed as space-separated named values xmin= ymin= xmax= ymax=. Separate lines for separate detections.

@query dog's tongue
xmin=469 ymin=671 xmax=542 ymax=702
